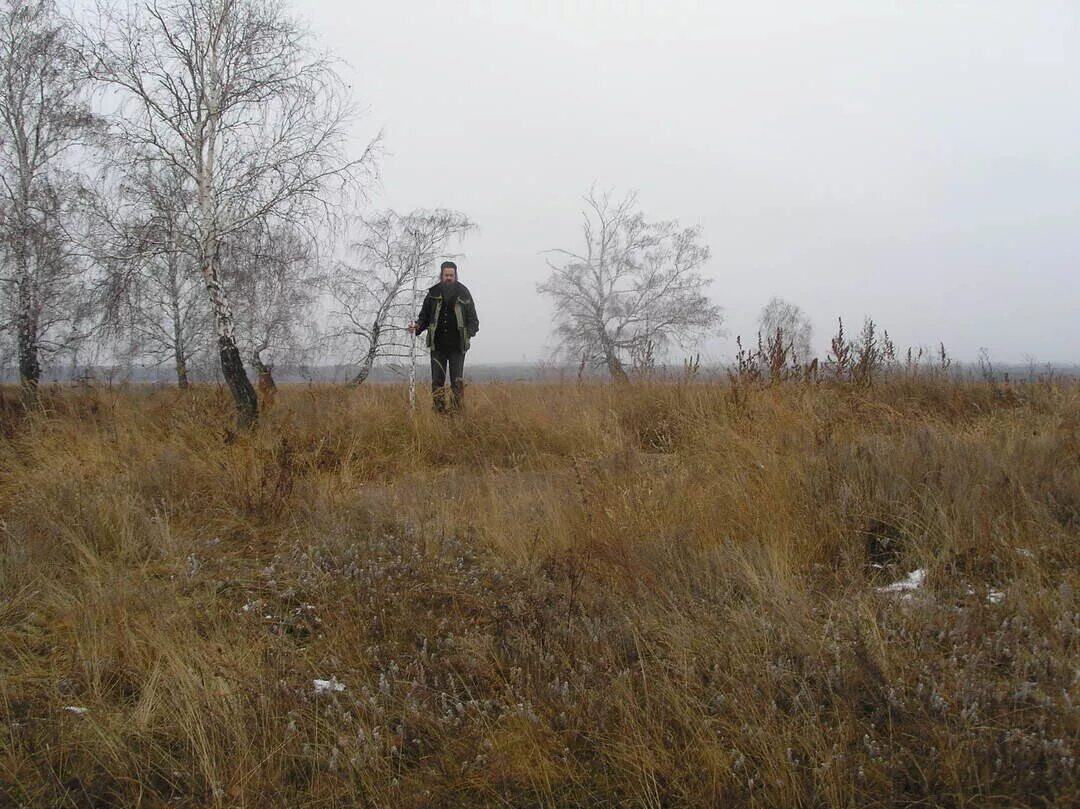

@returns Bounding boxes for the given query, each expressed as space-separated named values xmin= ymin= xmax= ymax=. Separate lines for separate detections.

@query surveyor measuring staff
xmin=407 ymin=261 xmax=480 ymax=412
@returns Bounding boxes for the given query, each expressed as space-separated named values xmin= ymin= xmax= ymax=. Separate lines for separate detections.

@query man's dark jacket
xmin=414 ymin=282 xmax=479 ymax=352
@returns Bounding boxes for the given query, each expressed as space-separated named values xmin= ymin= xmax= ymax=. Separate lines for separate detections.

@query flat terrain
xmin=1 ymin=379 xmax=1077 ymax=807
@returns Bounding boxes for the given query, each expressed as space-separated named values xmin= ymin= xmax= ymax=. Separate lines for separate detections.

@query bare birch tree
xmin=118 ymin=241 xmax=212 ymax=388
xmin=539 ymin=188 xmax=719 ymax=382
xmin=225 ymin=218 xmax=319 ymax=392
xmin=0 ymin=0 xmax=97 ymax=395
xmin=102 ymin=161 xmax=211 ymax=387
xmin=328 ymin=208 xmax=474 ymax=386
xmin=758 ymin=296 xmax=814 ymax=365
xmin=81 ymin=0 xmax=378 ymax=427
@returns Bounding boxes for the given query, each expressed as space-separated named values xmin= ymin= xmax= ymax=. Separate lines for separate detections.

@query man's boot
xmin=450 ymin=379 xmax=465 ymax=412
xmin=432 ymin=384 xmax=448 ymax=413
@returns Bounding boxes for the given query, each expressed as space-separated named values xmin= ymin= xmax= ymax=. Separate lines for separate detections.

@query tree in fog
xmin=0 ymin=0 xmax=97 ymax=394
xmin=539 ymin=188 xmax=719 ymax=382
xmin=758 ymin=296 xmax=814 ymax=365
xmin=82 ymin=0 xmax=378 ymax=427
xmin=104 ymin=162 xmax=211 ymax=388
xmin=328 ymin=208 xmax=474 ymax=385
xmin=225 ymin=219 xmax=320 ymax=392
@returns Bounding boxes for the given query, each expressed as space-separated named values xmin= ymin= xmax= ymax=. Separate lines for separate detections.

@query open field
xmin=1 ymin=379 xmax=1078 ymax=808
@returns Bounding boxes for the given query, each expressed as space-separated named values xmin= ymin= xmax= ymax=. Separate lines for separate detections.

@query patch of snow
xmin=877 ymin=568 xmax=926 ymax=594
xmin=313 ymin=677 xmax=346 ymax=694
xmin=964 ymin=585 xmax=1006 ymax=605
xmin=64 ymin=706 xmax=88 ymax=715
xmin=1017 ymin=548 xmax=1035 ymax=559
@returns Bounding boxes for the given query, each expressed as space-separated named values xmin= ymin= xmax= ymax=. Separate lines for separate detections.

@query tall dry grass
xmin=1 ymin=378 xmax=1077 ymax=807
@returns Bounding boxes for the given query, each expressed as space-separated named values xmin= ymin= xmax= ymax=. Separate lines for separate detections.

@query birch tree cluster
xmin=0 ymin=0 xmax=427 ymax=426
xmin=0 ymin=1 xmax=726 ymax=426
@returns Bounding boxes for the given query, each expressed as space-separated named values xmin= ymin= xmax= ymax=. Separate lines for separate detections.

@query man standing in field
xmin=408 ymin=261 xmax=479 ymax=412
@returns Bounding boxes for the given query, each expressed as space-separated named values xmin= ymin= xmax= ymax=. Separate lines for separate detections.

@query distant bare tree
xmin=293 ymin=321 xmax=331 ymax=384
xmin=225 ymin=219 xmax=320 ymax=392
xmin=120 ymin=248 xmax=211 ymax=389
xmin=329 ymin=208 xmax=474 ymax=386
xmin=0 ymin=0 xmax=98 ymax=396
xmin=81 ymin=0 xmax=378 ymax=427
xmin=104 ymin=162 xmax=212 ymax=388
xmin=758 ymin=297 xmax=814 ymax=365
xmin=539 ymin=188 xmax=719 ymax=382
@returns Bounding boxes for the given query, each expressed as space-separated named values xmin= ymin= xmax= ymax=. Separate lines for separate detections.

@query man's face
xmin=440 ymin=266 xmax=457 ymax=283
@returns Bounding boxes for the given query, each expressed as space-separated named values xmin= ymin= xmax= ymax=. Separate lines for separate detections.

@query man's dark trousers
xmin=430 ymin=348 xmax=465 ymax=412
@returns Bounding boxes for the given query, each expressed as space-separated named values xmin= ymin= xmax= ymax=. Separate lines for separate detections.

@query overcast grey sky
xmin=308 ymin=0 xmax=1078 ymax=365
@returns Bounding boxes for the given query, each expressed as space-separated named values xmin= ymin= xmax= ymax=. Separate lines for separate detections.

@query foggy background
xmin=308 ymin=0 xmax=1079 ymax=366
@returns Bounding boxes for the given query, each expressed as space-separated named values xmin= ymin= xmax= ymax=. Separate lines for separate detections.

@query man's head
xmin=439 ymin=260 xmax=457 ymax=283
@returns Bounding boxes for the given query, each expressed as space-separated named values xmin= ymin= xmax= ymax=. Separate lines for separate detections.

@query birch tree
xmin=118 ymin=238 xmax=212 ymax=388
xmin=328 ymin=208 xmax=474 ymax=386
xmin=103 ymin=161 xmax=211 ymax=387
xmin=81 ymin=0 xmax=377 ymax=427
xmin=225 ymin=219 xmax=319 ymax=391
xmin=0 ymin=0 xmax=97 ymax=395
xmin=539 ymin=188 xmax=719 ymax=382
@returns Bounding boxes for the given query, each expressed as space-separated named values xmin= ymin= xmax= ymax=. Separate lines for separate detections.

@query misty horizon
xmin=299 ymin=0 xmax=1079 ymax=366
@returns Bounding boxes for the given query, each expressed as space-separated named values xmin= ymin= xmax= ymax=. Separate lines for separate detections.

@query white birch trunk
xmin=195 ymin=6 xmax=257 ymax=427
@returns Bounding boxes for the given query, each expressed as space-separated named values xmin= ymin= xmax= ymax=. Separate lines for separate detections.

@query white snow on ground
xmin=1017 ymin=548 xmax=1035 ymax=559
xmin=877 ymin=570 xmax=1004 ymax=605
xmin=64 ymin=706 xmax=88 ymax=715
xmin=964 ymin=585 xmax=1006 ymax=604
xmin=877 ymin=568 xmax=926 ymax=595
xmin=313 ymin=677 xmax=346 ymax=694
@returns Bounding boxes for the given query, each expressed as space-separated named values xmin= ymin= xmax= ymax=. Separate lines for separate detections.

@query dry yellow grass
xmin=1 ymin=378 xmax=1077 ymax=807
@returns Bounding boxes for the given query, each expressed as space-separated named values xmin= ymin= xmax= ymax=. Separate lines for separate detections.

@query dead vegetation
xmin=1 ymin=377 xmax=1077 ymax=807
